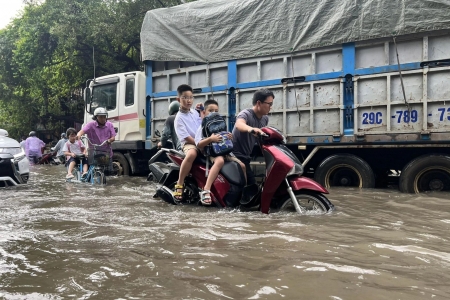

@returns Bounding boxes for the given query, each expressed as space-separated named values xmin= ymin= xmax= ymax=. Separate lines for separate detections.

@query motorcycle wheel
xmin=166 ymin=178 xmax=199 ymax=205
xmin=278 ymin=191 xmax=333 ymax=214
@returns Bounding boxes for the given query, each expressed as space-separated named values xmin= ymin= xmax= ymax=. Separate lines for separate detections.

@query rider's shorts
xmin=210 ymin=154 xmax=243 ymax=165
xmin=182 ymin=143 xmax=198 ymax=155
xmin=66 ymin=157 xmax=88 ymax=166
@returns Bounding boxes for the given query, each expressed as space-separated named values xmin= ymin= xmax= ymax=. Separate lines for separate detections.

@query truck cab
xmin=84 ymin=71 xmax=149 ymax=175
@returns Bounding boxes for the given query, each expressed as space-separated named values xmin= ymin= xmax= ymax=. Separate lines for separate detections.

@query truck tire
xmin=314 ymin=154 xmax=375 ymax=188
xmin=112 ymin=152 xmax=130 ymax=176
xmin=399 ymin=154 xmax=450 ymax=193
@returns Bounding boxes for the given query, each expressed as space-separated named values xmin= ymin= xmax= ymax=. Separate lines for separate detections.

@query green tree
xmin=0 ymin=0 xmax=195 ymax=140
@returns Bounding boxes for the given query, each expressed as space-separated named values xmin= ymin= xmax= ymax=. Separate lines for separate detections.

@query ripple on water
xmin=1 ymin=167 xmax=450 ymax=299
xmin=373 ymin=244 xmax=450 ymax=262
xmin=302 ymin=261 xmax=380 ymax=275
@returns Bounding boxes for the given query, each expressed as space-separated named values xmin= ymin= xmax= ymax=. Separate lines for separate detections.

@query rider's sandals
xmin=66 ymin=174 xmax=74 ymax=179
xmin=173 ymin=184 xmax=184 ymax=201
xmin=200 ymin=190 xmax=212 ymax=206
xmin=81 ymin=172 xmax=88 ymax=178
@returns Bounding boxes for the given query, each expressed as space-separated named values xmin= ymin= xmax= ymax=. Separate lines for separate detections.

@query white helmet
xmin=93 ymin=107 xmax=108 ymax=117
xmin=0 ymin=129 xmax=9 ymax=137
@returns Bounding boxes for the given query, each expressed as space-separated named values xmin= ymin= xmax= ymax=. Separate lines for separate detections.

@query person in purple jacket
xmin=76 ymin=107 xmax=116 ymax=158
xmin=25 ymin=131 xmax=45 ymax=164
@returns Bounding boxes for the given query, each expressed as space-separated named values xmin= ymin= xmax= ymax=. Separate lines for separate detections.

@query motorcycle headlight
xmin=287 ymin=162 xmax=304 ymax=176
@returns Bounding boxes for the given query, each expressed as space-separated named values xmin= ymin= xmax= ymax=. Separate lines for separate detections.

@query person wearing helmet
xmin=24 ymin=131 xmax=45 ymax=164
xmin=158 ymin=101 xmax=180 ymax=150
xmin=76 ymin=107 xmax=116 ymax=158
xmin=51 ymin=132 xmax=68 ymax=163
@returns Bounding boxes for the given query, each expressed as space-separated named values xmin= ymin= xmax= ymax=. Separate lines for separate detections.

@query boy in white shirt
xmin=63 ymin=127 xmax=88 ymax=179
xmin=173 ymin=84 xmax=203 ymax=200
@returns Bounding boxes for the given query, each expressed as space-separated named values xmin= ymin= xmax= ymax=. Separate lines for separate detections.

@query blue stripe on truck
xmin=355 ymin=62 xmax=421 ymax=75
xmin=342 ymin=43 xmax=356 ymax=135
xmin=149 ymin=59 xmax=423 ymax=101
xmin=228 ymin=61 xmax=237 ymax=130
xmin=152 ymin=85 xmax=228 ymax=98
xmin=342 ymin=43 xmax=355 ymax=74
xmin=145 ymin=61 xmax=153 ymax=149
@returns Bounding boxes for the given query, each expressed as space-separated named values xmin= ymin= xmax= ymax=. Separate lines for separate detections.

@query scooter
xmin=149 ymin=126 xmax=334 ymax=214
xmin=39 ymin=151 xmax=61 ymax=165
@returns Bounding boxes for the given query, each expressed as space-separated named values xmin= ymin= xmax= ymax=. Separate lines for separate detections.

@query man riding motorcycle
xmin=24 ymin=131 xmax=45 ymax=164
xmin=232 ymin=89 xmax=274 ymax=186
xmin=51 ymin=133 xmax=68 ymax=164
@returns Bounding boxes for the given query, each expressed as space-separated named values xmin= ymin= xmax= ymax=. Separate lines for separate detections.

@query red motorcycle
xmin=34 ymin=151 xmax=61 ymax=165
xmin=149 ymin=126 xmax=334 ymax=214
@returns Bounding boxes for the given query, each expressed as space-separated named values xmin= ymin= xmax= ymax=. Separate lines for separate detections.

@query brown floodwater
xmin=0 ymin=165 xmax=450 ymax=299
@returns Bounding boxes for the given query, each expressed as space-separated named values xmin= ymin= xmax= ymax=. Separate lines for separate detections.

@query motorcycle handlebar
xmin=250 ymin=129 xmax=269 ymax=138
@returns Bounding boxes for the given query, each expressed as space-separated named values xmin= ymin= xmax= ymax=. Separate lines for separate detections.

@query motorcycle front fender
xmin=289 ymin=176 xmax=329 ymax=194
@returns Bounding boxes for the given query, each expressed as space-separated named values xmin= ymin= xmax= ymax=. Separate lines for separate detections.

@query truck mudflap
xmin=289 ymin=176 xmax=329 ymax=194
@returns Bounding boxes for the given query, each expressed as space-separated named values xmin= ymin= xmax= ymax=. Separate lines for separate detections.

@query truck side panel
xmin=145 ymin=31 xmax=450 ymax=149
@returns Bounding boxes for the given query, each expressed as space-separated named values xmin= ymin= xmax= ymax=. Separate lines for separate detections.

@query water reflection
xmin=0 ymin=165 xmax=449 ymax=299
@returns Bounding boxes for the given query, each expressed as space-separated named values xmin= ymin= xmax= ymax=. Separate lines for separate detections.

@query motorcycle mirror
xmin=155 ymin=130 xmax=161 ymax=137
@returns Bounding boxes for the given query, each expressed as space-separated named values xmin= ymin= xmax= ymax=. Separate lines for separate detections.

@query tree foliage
xmin=0 ymin=0 xmax=193 ymax=140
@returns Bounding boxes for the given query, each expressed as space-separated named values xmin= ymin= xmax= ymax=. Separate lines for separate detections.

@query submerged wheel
xmin=112 ymin=152 xmax=129 ymax=176
xmin=69 ymin=168 xmax=81 ymax=181
xmin=278 ymin=191 xmax=333 ymax=214
xmin=165 ymin=179 xmax=199 ymax=205
xmin=399 ymin=154 xmax=450 ymax=193
xmin=92 ymin=171 xmax=106 ymax=185
xmin=314 ymin=154 xmax=375 ymax=188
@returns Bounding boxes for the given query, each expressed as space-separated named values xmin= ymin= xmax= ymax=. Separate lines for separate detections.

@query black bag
xmin=201 ymin=113 xmax=233 ymax=157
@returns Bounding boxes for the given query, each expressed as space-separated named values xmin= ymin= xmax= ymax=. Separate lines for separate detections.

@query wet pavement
xmin=1 ymin=165 xmax=450 ymax=299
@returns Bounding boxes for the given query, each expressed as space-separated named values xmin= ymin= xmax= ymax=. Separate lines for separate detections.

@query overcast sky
xmin=0 ymin=0 xmax=25 ymax=29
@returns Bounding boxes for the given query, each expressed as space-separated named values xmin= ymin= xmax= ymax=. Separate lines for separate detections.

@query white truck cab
xmin=84 ymin=71 xmax=148 ymax=175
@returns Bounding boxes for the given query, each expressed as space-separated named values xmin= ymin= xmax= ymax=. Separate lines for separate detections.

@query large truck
xmin=84 ymin=0 xmax=450 ymax=193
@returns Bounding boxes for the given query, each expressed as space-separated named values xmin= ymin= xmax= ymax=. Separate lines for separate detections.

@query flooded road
xmin=1 ymin=166 xmax=450 ymax=299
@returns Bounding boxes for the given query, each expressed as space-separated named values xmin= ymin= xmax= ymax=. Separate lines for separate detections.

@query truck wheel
xmin=314 ymin=154 xmax=375 ymax=188
xmin=399 ymin=154 xmax=450 ymax=193
xmin=112 ymin=152 xmax=129 ymax=176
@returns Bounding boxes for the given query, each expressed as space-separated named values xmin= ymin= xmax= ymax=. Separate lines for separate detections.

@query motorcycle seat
xmin=195 ymin=154 xmax=245 ymax=187
xmin=169 ymin=149 xmax=185 ymax=158
xmin=195 ymin=155 xmax=207 ymax=165
xmin=220 ymin=161 xmax=246 ymax=187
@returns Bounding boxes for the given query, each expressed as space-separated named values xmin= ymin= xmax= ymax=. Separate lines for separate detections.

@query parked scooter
xmin=149 ymin=126 xmax=334 ymax=214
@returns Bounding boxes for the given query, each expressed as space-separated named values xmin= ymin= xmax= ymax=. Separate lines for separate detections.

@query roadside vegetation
xmin=0 ymin=0 xmax=194 ymax=139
